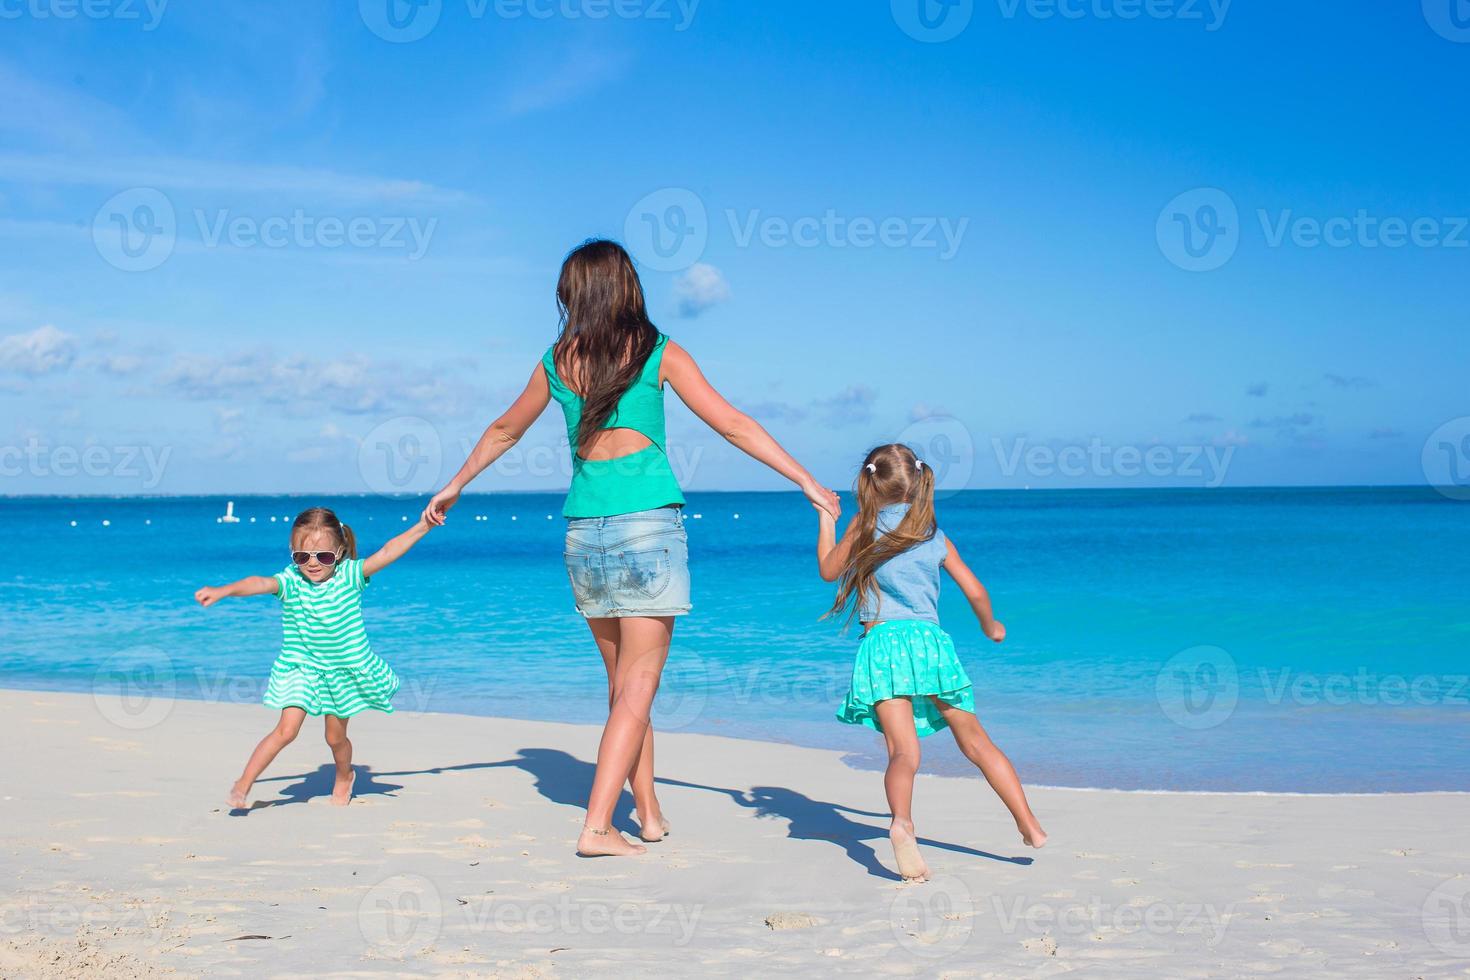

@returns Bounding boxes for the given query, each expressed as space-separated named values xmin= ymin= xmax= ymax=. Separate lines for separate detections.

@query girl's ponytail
xmin=340 ymin=523 xmax=358 ymax=559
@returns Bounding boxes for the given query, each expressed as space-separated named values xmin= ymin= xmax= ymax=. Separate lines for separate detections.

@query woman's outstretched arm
xmin=662 ymin=340 xmax=839 ymax=518
xmin=423 ymin=363 xmax=551 ymax=525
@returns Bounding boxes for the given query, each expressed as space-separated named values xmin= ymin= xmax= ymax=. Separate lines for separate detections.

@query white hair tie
xmin=915 ymin=459 xmax=925 ymax=471
xmin=864 ymin=462 xmax=877 ymax=474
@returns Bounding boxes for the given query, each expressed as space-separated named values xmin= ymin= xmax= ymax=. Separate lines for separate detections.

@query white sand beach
xmin=2 ymin=689 xmax=1464 ymax=978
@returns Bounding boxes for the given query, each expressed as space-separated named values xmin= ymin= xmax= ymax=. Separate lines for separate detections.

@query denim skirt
xmin=563 ymin=506 xmax=691 ymax=618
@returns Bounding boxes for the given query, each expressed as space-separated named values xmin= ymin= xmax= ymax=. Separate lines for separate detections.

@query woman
xmin=424 ymin=239 xmax=839 ymax=857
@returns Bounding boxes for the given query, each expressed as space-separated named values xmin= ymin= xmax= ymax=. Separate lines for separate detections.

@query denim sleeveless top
xmin=543 ymin=333 xmax=686 ymax=519
xmin=857 ymin=502 xmax=948 ymax=624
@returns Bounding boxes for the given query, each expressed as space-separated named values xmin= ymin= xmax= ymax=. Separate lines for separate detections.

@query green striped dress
xmin=263 ymin=559 xmax=400 ymax=717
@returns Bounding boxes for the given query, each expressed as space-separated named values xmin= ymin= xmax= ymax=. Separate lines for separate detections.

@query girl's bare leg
xmin=229 ymin=708 xmax=306 ymax=809
xmin=874 ymin=698 xmax=929 ymax=881
xmin=931 ymin=697 xmax=1047 ymax=847
xmin=588 ymin=618 xmax=665 ymax=840
xmin=577 ymin=616 xmax=673 ymax=857
xmin=324 ymin=715 xmax=354 ymax=805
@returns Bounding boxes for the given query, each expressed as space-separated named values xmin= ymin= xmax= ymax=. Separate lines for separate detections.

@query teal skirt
xmin=837 ymin=620 xmax=975 ymax=738
xmin=263 ymin=657 xmax=400 ymax=718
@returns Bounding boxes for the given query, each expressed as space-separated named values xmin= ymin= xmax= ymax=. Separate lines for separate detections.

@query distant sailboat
xmin=220 ymin=501 xmax=241 ymax=524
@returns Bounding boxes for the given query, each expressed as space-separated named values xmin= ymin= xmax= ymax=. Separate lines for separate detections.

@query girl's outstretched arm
xmin=815 ymin=505 xmax=859 ymax=581
xmin=195 ymin=576 xmax=278 ymax=607
xmin=424 ymin=363 xmax=552 ymax=525
xmin=941 ymin=538 xmax=1006 ymax=643
xmin=662 ymin=340 xmax=839 ymax=518
xmin=364 ymin=517 xmax=432 ymax=577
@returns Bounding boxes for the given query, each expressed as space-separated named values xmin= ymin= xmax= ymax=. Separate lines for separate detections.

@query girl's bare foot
xmin=332 ymin=769 xmax=355 ymax=807
xmin=577 ymin=825 xmax=647 ymax=857
xmin=227 ymin=782 xmax=249 ymax=810
xmin=636 ymin=812 xmax=671 ymax=842
xmin=1020 ymin=822 xmax=1048 ymax=848
xmin=890 ymin=819 xmax=930 ymax=881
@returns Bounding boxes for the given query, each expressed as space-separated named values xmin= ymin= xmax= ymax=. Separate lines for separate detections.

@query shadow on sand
xmin=236 ymin=747 xmax=1035 ymax=878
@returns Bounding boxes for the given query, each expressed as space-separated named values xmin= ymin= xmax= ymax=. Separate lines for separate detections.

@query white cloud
xmin=0 ymin=325 xmax=76 ymax=375
xmin=673 ymin=263 xmax=732 ymax=319
xmin=100 ymin=354 xmax=146 ymax=376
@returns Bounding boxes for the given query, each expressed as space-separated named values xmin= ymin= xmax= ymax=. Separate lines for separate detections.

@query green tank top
xmin=543 ymin=333 xmax=687 ymax=518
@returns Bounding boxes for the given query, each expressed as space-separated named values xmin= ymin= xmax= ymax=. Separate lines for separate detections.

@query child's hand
xmin=195 ymin=586 xmax=226 ymax=607
xmin=984 ymin=620 xmax=1006 ymax=643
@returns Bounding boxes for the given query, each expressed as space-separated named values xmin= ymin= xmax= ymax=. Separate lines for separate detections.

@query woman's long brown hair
xmin=551 ymin=239 xmax=660 ymax=451
xmin=825 ymin=443 xmax=938 ymax=627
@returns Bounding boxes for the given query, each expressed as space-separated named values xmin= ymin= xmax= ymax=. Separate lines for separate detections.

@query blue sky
xmin=1 ymin=0 xmax=1466 ymax=495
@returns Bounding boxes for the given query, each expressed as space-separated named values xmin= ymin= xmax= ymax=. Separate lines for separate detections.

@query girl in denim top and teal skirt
xmin=816 ymin=443 xmax=1047 ymax=881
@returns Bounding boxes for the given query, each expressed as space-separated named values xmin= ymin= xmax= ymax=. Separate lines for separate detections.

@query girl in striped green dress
xmin=195 ymin=507 xmax=431 ymax=810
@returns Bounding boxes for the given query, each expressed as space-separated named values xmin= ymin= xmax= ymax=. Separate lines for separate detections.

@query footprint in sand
xmin=1384 ymin=848 xmax=1417 ymax=857
xmin=1110 ymin=877 xmax=1140 ymax=887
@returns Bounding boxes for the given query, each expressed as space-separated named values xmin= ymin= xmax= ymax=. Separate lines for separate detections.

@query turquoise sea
xmin=2 ymin=488 xmax=1466 ymax=793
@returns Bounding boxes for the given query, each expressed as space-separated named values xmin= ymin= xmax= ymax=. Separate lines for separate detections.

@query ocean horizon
xmin=4 ymin=487 xmax=1466 ymax=794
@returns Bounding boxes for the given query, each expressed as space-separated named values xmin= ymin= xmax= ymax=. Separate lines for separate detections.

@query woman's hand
xmin=984 ymin=620 xmax=1007 ymax=644
xmin=804 ymin=481 xmax=841 ymax=520
xmin=423 ymin=484 xmax=461 ymax=527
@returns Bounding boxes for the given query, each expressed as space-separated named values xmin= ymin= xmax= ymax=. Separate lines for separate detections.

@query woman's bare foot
xmin=636 ymin=812 xmax=670 ymax=842
xmin=1020 ymin=822 xmax=1048 ymax=848
xmin=577 ymin=825 xmax=647 ymax=857
xmin=890 ymin=819 xmax=930 ymax=881
xmin=226 ymin=781 xmax=249 ymax=810
xmin=332 ymin=769 xmax=355 ymax=807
